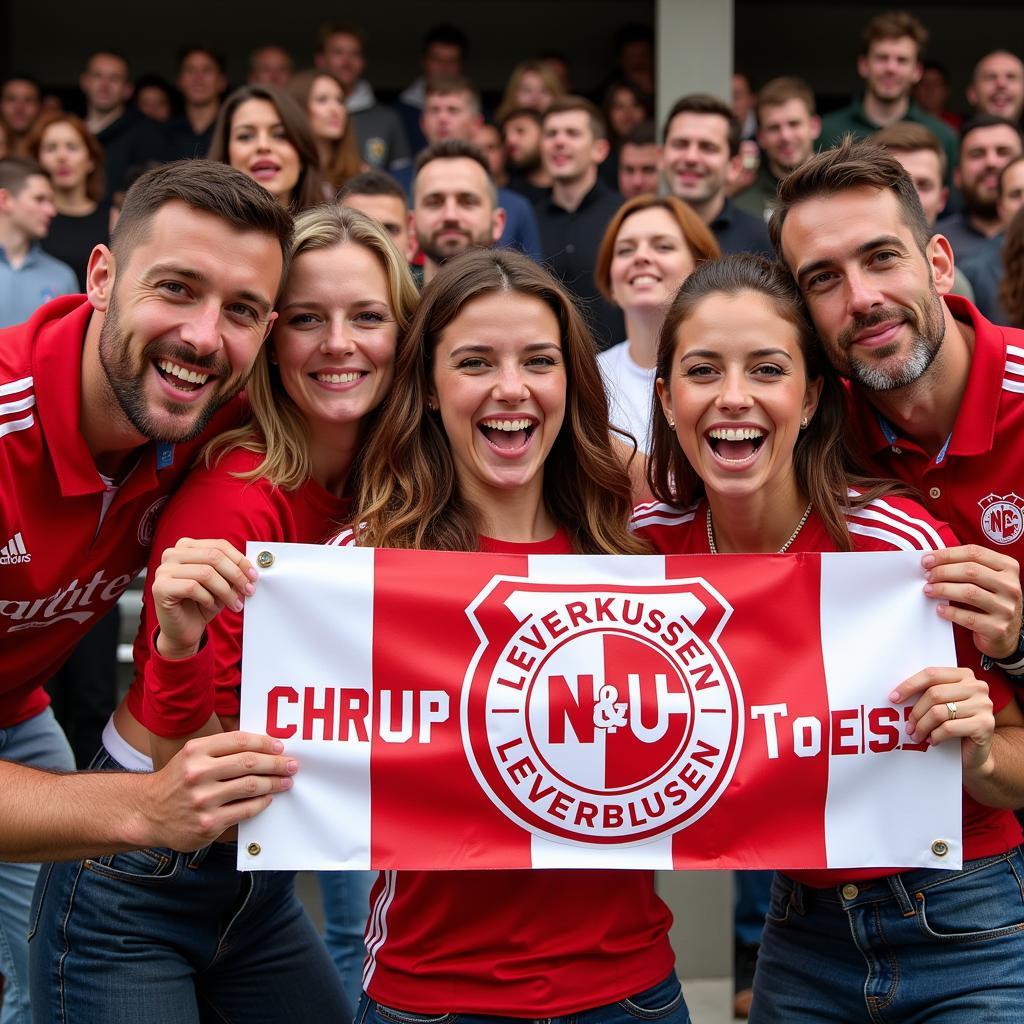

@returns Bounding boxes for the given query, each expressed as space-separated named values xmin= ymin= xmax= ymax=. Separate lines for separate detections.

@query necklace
xmin=706 ymin=501 xmax=813 ymax=555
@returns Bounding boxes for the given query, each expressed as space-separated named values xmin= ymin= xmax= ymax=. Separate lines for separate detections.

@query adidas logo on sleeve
xmin=0 ymin=531 xmax=31 ymax=565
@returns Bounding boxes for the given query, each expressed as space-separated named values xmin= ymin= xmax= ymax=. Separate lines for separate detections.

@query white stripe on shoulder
xmin=630 ymin=501 xmax=698 ymax=528
xmin=1003 ymin=378 xmax=1024 ymax=395
xmin=847 ymin=497 xmax=944 ymax=550
xmin=362 ymin=869 xmax=397 ymax=990
xmin=1007 ymin=345 xmax=1024 ymax=360
xmin=848 ymin=523 xmax=921 ymax=551
xmin=1005 ymin=359 xmax=1024 ymax=378
xmin=0 ymin=414 xmax=34 ymax=439
xmin=0 ymin=394 xmax=35 ymax=418
xmin=0 ymin=375 xmax=32 ymax=398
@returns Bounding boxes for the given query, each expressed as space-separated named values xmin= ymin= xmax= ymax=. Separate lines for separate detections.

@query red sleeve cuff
xmin=141 ymin=627 xmax=216 ymax=738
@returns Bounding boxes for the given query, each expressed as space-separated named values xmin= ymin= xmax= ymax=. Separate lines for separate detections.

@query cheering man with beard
xmin=411 ymin=139 xmax=505 ymax=284
xmin=772 ymin=137 xmax=1024 ymax=687
xmin=0 ymin=159 xmax=296 ymax=1023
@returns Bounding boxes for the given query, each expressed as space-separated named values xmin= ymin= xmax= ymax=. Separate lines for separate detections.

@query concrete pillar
xmin=653 ymin=3 xmax=737 ymax=978
xmin=656 ymin=0 xmax=734 ymax=129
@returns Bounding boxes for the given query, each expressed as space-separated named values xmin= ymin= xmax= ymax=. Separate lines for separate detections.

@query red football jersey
xmin=847 ymin=296 xmax=1024 ymax=565
xmin=0 ymin=297 xmax=239 ymax=727
xmin=339 ymin=530 xmax=676 ymax=1015
xmin=131 ymin=447 xmax=349 ymax=735
xmin=632 ymin=493 xmax=1023 ymax=886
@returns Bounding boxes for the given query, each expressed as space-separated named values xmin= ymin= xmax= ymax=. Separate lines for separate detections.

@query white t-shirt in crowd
xmin=598 ymin=340 xmax=657 ymax=453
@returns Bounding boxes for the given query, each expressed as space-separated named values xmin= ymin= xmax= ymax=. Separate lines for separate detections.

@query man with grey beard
xmin=770 ymin=137 xmax=1024 ymax=678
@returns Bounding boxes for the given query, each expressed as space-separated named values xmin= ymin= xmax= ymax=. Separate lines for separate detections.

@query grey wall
xmin=8 ymin=1 xmax=1023 ymax=114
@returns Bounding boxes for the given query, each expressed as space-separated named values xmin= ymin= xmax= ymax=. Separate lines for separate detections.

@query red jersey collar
xmin=847 ymin=294 xmax=1004 ymax=460
xmin=31 ymin=295 xmax=163 ymax=498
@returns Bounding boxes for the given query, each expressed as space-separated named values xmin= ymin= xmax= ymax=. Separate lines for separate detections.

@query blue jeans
xmin=734 ymin=870 xmax=772 ymax=948
xmin=751 ymin=849 xmax=1024 ymax=1023
xmin=318 ymin=869 xmax=376 ymax=1007
xmin=27 ymin=749 xmax=349 ymax=1024
xmin=0 ymin=708 xmax=75 ymax=1024
xmin=355 ymin=971 xmax=689 ymax=1024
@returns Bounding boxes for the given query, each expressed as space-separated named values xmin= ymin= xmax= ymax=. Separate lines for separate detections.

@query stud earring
xmin=800 ymin=417 xmax=809 ymax=429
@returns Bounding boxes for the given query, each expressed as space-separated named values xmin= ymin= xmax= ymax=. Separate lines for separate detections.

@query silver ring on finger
xmin=946 ymin=701 xmax=958 ymax=722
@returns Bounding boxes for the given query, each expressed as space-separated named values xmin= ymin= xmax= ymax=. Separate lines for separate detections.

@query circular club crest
xmin=462 ymin=581 xmax=743 ymax=845
xmin=137 ymin=497 xmax=169 ymax=547
xmin=978 ymin=493 xmax=1024 ymax=546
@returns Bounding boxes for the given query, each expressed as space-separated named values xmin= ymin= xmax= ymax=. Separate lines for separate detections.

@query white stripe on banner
xmin=523 ymin=554 xmax=682 ymax=868
xmin=818 ymin=551 xmax=961 ymax=870
xmin=238 ymin=542 xmax=375 ymax=870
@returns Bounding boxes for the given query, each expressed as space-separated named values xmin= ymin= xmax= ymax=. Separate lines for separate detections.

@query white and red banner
xmin=237 ymin=545 xmax=963 ymax=872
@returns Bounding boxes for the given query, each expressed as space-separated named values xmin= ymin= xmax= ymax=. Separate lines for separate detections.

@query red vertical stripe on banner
xmin=369 ymin=549 xmax=535 ymax=869
xmin=664 ymin=553 xmax=831 ymax=870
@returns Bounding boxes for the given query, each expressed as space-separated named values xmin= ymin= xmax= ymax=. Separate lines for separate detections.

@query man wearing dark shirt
xmin=164 ymin=46 xmax=227 ymax=161
xmin=662 ymin=93 xmax=771 ymax=257
xmin=618 ymin=121 xmax=661 ymax=199
xmin=937 ymin=115 xmax=1023 ymax=262
xmin=80 ymin=52 xmax=166 ymax=199
xmin=535 ymin=96 xmax=624 ymax=350
xmin=391 ymin=78 xmax=541 ymax=259
xmin=961 ymin=155 xmax=1024 ymax=323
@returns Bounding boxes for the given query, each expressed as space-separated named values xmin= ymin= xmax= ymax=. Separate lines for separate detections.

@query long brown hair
xmin=352 ymin=248 xmax=647 ymax=553
xmin=208 ymin=84 xmax=324 ymax=213
xmin=647 ymin=253 xmax=898 ymax=550
xmin=287 ymin=69 xmax=362 ymax=191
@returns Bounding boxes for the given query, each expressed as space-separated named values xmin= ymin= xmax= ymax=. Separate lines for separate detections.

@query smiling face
xmin=307 ymin=75 xmax=347 ymax=141
xmin=657 ymin=291 xmax=820 ymax=506
xmin=541 ymin=109 xmax=604 ymax=184
xmin=37 ymin=121 xmax=94 ymax=193
xmin=957 ymin=124 xmax=1023 ymax=218
xmin=228 ymin=98 xmax=301 ymax=206
xmin=970 ymin=52 xmax=1024 ymax=121
xmin=757 ymin=98 xmax=819 ymax=176
xmin=780 ymin=185 xmax=950 ymax=392
xmin=430 ymin=290 xmax=566 ymax=513
xmin=663 ymin=112 xmax=732 ymax=206
xmin=858 ymin=36 xmax=921 ymax=104
xmin=273 ymin=241 xmax=396 ymax=444
xmin=610 ymin=206 xmax=696 ymax=313
xmin=94 ymin=201 xmax=282 ymax=442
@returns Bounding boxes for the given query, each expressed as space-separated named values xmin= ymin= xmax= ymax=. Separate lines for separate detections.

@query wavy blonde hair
xmin=203 ymin=204 xmax=419 ymax=490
